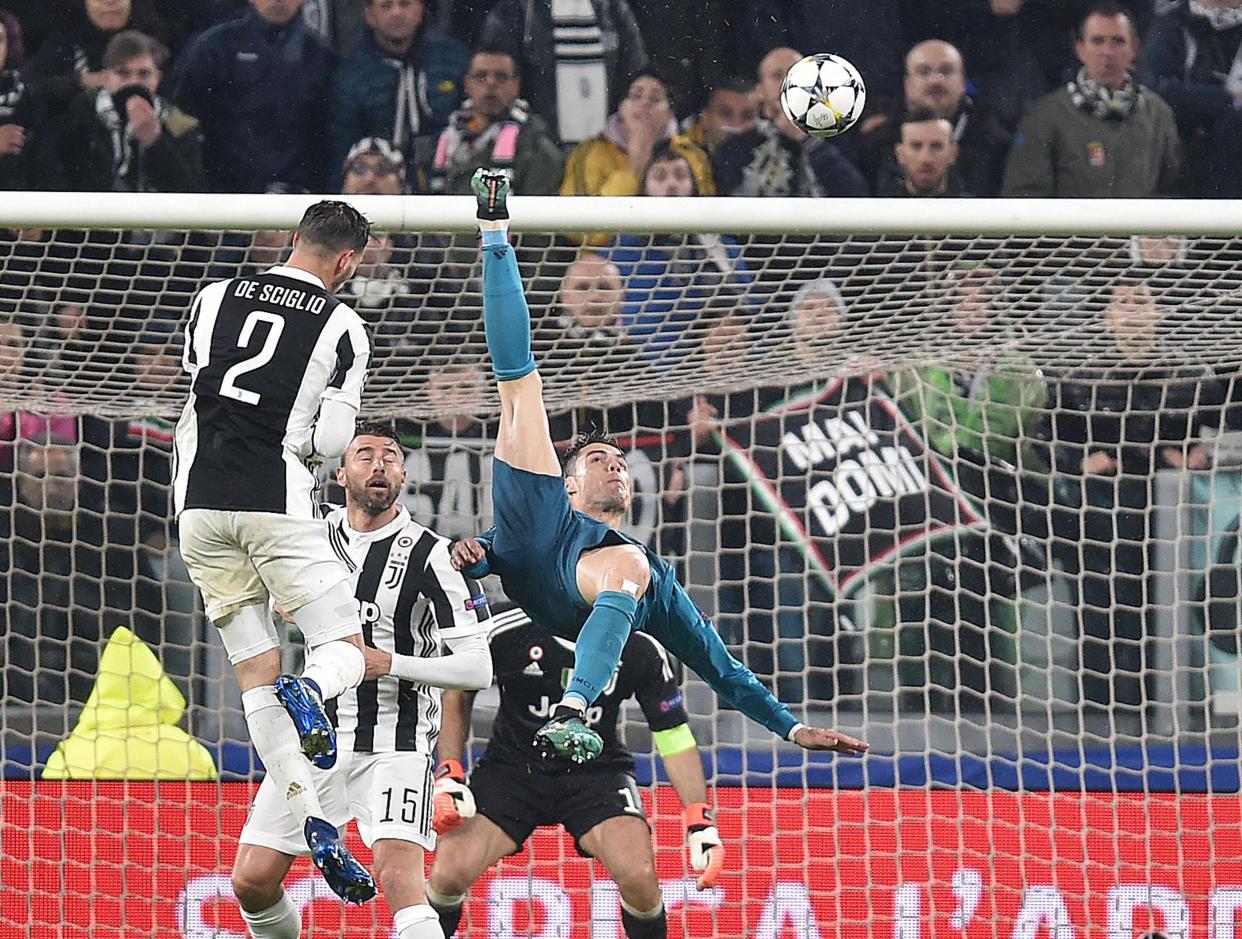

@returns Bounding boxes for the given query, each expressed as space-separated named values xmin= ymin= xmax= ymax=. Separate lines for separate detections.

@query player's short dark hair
xmin=103 ymin=30 xmax=168 ymax=70
xmin=561 ymin=428 xmax=624 ymax=476
xmin=352 ymin=420 xmax=404 ymax=453
xmin=1076 ymin=0 xmax=1135 ymax=38
xmin=296 ymin=201 xmax=372 ymax=255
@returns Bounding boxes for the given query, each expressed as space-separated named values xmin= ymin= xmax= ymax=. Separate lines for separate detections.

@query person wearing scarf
xmin=1003 ymin=0 xmax=1181 ymax=196
xmin=1141 ymin=0 xmax=1242 ymax=195
xmin=35 ymin=29 xmax=203 ymax=192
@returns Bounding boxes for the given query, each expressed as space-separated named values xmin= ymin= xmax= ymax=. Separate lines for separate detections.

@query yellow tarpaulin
xmin=43 ymin=626 xmax=218 ymax=780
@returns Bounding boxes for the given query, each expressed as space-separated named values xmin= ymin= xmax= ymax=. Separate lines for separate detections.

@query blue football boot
xmin=304 ymin=817 xmax=376 ymax=904
xmin=274 ymin=674 xmax=336 ymax=770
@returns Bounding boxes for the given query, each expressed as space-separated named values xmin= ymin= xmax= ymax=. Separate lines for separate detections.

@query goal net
xmin=2 ymin=193 xmax=1241 ymax=938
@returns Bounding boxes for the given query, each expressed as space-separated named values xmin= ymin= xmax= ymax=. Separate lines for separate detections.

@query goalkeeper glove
xmin=432 ymin=760 xmax=476 ymax=835
xmin=684 ymin=803 xmax=724 ymax=890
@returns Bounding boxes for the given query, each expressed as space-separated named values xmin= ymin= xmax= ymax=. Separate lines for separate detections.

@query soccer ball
xmin=779 ymin=53 xmax=866 ymax=139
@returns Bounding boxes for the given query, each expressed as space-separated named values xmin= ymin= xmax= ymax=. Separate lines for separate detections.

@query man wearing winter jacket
xmin=429 ymin=47 xmax=564 ymax=195
xmin=327 ymin=0 xmax=468 ymax=191
xmin=37 ymin=30 xmax=203 ymax=192
xmin=171 ymin=0 xmax=334 ymax=193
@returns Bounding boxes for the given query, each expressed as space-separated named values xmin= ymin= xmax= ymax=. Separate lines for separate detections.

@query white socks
xmin=394 ymin=903 xmax=442 ymax=939
xmin=240 ymin=892 xmax=300 ymax=939
xmin=301 ymin=638 xmax=365 ymax=701
xmin=241 ymin=685 xmax=326 ymax=825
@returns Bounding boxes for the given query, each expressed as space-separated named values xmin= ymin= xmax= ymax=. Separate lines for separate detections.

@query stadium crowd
xmin=2 ymin=0 xmax=1242 ymax=730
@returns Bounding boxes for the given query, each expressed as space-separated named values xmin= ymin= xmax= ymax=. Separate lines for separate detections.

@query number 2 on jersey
xmin=220 ymin=310 xmax=285 ymax=405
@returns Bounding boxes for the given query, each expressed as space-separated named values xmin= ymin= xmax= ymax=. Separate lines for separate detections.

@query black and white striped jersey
xmin=323 ymin=505 xmax=491 ymax=754
xmin=173 ymin=265 xmax=371 ymax=517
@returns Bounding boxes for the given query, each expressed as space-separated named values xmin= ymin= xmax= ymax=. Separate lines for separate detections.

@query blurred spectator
xmin=340 ymin=134 xmax=406 ymax=194
xmin=626 ymin=0 xmax=736 ymax=115
xmin=0 ymin=6 xmax=24 ymax=68
xmin=327 ymin=0 xmax=468 ymax=192
xmin=747 ymin=0 xmax=906 ymax=100
xmin=36 ymin=31 xmax=204 ymax=192
xmin=429 ymin=46 xmax=565 ymax=194
xmin=340 ymin=230 xmax=422 ymax=348
xmin=535 ymin=253 xmax=646 ymax=378
xmin=22 ymin=0 xmax=167 ymax=116
xmin=1003 ymin=1 xmax=1182 ymax=197
xmin=712 ymin=47 xmax=868 ymax=198
xmin=0 ymin=13 xmax=42 ymax=190
xmin=300 ymin=0 xmax=367 ymax=57
xmin=609 ymin=144 xmax=750 ymax=366
xmin=1 ymin=438 xmax=137 ymax=706
xmin=172 ymin=0 xmax=334 ymax=193
xmin=1047 ymin=279 xmax=1218 ymax=717
xmin=680 ymin=75 xmax=758 ymax=156
xmin=1139 ymin=0 xmax=1242 ymax=196
xmin=855 ymin=39 xmax=1011 ymax=197
xmin=878 ymin=108 xmax=967 ymax=197
xmin=400 ymin=360 xmax=495 ymax=540
xmin=479 ymin=0 xmax=647 ymax=146
xmin=562 ymin=69 xmax=713 ymax=198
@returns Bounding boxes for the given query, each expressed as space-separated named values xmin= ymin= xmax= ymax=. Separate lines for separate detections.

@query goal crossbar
xmin=1 ymin=192 xmax=1240 ymax=235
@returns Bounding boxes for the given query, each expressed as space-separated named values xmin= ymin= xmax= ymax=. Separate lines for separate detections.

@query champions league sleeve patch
xmin=464 ymin=594 xmax=489 ymax=612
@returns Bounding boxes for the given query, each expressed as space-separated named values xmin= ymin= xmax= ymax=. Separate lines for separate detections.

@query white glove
xmin=432 ymin=760 xmax=476 ymax=835
xmin=684 ymin=803 xmax=724 ymax=890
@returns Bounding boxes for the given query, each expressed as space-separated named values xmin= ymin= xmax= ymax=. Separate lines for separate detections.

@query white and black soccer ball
xmin=779 ymin=53 xmax=866 ymax=139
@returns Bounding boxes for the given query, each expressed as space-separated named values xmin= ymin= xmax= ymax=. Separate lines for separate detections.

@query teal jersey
xmin=477 ymin=460 xmax=798 ymax=739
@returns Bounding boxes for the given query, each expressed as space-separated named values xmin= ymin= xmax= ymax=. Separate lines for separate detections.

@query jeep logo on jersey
xmin=357 ymin=600 xmax=382 ymax=626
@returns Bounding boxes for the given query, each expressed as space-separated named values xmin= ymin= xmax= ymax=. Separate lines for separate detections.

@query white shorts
xmin=239 ymin=749 xmax=436 ymax=855
xmin=178 ymin=508 xmax=352 ymax=622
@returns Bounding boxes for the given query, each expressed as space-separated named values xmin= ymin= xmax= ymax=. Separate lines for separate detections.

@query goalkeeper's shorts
xmin=469 ymin=756 xmax=647 ymax=857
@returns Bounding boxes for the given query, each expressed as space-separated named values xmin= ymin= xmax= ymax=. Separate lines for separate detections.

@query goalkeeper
xmin=458 ymin=168 xmax=869 ymax=763
xmin=426 ymin=607 xmax=721 ymax=938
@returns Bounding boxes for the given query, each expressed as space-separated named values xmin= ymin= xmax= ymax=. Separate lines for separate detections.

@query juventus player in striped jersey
xmin=426 ymin=607 xmax=723 ymax=939
xmin=231 ymin=424 xmax=493 ymax=939
xmin=173 ymin=202 xmax=379 ymax=905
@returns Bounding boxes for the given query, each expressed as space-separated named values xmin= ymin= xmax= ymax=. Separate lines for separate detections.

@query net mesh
xmin=2 ymin=222 xmax=1242 ymax=937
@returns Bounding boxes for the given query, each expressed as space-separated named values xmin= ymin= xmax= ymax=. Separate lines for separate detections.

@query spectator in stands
xmin=609 ymin=143 xmax=749 ymax=366
xmin=399 ymin=360 xmax=495 ymax=541
xmin=327 ymin=0 xmax=468 ymax=192
xmin=535 ymin=253 xmax=645 ymax=379
xmin=429 ymin=46 xmax=564 ymax=195
xmin=1139 ymin=0 xmax=1242 ymax=196
xmin=37 ymin=31 xmax=204 ymax=192
xmin=340 ymin=230 xmax=423 ymax=347
xmin=713 ymin=46 xmax=867 ymax=198
xmin=0 ymin=6 xmax=24 ymax=69
xmin=1003 ymin=1 xmax=1182 ymax=197
xmin=1047 ymin=278 xmax=1217 ymax=720
xmin=562 ymin=68 xmax=713 ymax=198
xmin=22 ymin=0 xmax=167 ymax=116
xmin=2 ymin=438 xmax=137 ymax=707
xmin=172 ymin=0 xmax=334 ymax=193
xmin=480 ymin=0 xmax=647 ymax=147
xmin=855 ymin=39 xmax=1011 ymax=197
xmin=680 ymin=76 xmax=758 ymax=157
xmin=0 ymin=13 xmax=42 ymax=190
xmin=878 ymin=108 xmax=967 ymax=197
xmin=340 ymin=134 xmax=406 ymax=194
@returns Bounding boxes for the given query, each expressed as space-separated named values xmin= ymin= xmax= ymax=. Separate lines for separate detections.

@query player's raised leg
xmin=471 ymin=168 xmax=560 ymax=476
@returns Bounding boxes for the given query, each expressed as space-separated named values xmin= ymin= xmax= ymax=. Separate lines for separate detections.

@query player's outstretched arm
xmin=432 ymin=690 xmax=478 ymax=835
xmin=652 ymin=590 xmax=869 ymax=754
xmin=473 ymin=168 xmax=560 ymax=477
